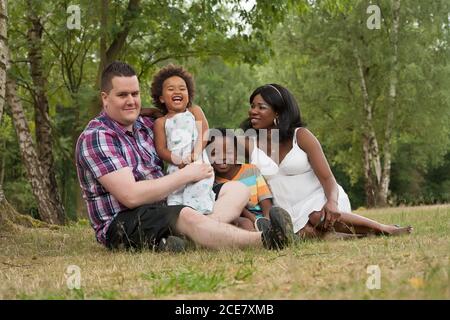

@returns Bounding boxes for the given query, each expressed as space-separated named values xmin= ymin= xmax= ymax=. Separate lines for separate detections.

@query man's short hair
xmin=101 ymin=61 xmax=137 ymax=92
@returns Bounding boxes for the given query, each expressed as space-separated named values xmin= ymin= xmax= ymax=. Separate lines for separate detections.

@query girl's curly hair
xmin=151 ymin=64 xmax=195 ymax=113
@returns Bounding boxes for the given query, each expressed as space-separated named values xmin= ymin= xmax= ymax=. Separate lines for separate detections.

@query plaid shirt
xmin=76 ymin=112 xmax=164 ymax=245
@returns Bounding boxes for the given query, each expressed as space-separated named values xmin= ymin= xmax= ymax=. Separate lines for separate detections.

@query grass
xmin=0 ymin=205 xmax=449 ymax=299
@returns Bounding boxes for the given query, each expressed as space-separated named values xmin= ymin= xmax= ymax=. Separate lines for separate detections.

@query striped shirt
xmin=75 ymin=112 xmax=164 ymax=245
xmin=215 ymin=164 xmax=272 ymax=214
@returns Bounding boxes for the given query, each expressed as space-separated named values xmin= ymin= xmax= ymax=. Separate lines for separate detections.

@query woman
xmin=241 ymin=83 xmax=412 ymax=239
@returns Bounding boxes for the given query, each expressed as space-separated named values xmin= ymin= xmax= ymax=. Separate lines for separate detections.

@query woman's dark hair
xmin=151 ymin=64 xmax=195 ymax=113
xmin=240 ymin=83 xmax=305 ymax=142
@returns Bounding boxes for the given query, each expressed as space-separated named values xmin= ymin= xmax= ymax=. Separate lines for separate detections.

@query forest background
xmin=0 ymin=0 xmax=449 ymax=225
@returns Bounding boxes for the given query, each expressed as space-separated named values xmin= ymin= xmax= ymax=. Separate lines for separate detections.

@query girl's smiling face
xmin=249 ymin=94 xmax=277 ymax=129
xmin=209 ymin=136 xmax=238 ymax=175
xmin=159 ymin=76 xmax=189 ymax=113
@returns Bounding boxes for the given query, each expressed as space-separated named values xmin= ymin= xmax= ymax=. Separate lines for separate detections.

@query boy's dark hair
xmin=207 ymin=128 xmax=238 ymax=147
xmin=101 ymin=61 xmax=137 ymax=93
xmin=151 ymin=64 xmax=195 ymax=113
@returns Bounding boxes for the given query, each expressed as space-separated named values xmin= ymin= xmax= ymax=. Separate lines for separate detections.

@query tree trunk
xmin=353 ymin=47 xmax=383 ymax=207
xmin=6 ymin=77 xmax=64 ymax=225
xmin=0 ymin=0 xmax=11 ymax=226
xmin=0 ymin=0 xmax=6 ymax=122
xmin=26 ymin=2 xmax=65 ymax=223
xmin=378 ymin=0 xmax=401 ymax=206
xmin=90 ymin=0 xmax=141 ymax=118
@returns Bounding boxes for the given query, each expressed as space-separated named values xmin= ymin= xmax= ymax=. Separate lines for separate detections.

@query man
xmin=76 ymin=61 xmax=293 ymax=251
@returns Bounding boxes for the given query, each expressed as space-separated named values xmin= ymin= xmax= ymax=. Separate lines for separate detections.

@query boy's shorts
xmin=212 ymin=183 xmax=224 ymax=200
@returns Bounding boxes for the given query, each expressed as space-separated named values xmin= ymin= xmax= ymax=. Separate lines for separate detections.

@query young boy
xmin=207 ymin=128 xmax=272 ymax=231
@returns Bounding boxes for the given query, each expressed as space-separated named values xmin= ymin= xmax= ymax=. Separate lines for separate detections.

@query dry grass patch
xmin=0 ymin=205 xmax=449 ymax=299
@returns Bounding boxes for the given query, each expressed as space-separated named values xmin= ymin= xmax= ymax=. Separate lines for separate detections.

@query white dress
xmin=250 ymin=127 xmax=351 ymax=233
xmin=165 ymin=110 xmax=215 ymax=213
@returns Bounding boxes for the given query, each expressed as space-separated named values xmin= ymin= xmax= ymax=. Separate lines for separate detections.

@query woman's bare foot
xmin=383 ymin=225 xmax=413 ymax=236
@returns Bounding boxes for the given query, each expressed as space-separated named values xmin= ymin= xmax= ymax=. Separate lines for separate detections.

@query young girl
xmin=207 ymin=128 xmax=272 ymax=231
xmin=151 ymin=64 xmax=215 ymax=213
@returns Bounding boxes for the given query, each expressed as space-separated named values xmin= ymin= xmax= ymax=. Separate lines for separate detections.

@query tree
xmin=3 ymin=0 xmax=298 ymax=219
xmin=257 ymin=0 xmax=450 ymax=207
xmin=0 ymin=0 xmax=10 ymax=221
xmin=0 ymin=0 xmax=50 ymax=229
xmin=186 ymin=57 xmax=256 ymax=129
xmin=5 ymin=75 xmax=65 ymax=224
xmin=25 ymin=0 xmax=65 ymax=223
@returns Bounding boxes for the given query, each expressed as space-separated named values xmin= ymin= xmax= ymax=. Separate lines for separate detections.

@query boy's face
xmin=159 ymin=76 xmax=189 ymax=113
xmin=209 ymin=136 xmax=237 ymax=174
xmin=101 ymin=76 xmax=141 ymax=130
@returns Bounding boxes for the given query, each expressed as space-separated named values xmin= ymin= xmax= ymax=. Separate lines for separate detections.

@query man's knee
xmin=219 ymin=181 xmax=250 ymax=206
xmin=179 ymin=207 xmax=204 ymax=227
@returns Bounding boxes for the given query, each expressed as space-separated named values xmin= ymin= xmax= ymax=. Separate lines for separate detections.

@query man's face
xmin=101 ymin=76 xmax=141 ymax=129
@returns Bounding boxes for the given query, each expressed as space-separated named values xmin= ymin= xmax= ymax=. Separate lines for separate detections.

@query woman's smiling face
xmin=249 ymin=94 xmax=277 ymax=129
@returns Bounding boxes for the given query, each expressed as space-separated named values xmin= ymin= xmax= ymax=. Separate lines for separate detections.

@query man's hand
xmin=181 ymin=163 xmax=213 ymax=182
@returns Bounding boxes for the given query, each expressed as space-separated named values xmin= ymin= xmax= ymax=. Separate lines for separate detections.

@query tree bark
xmin=0 ymin=0 xmax=6 ymax=122
xmin=353 ymin=47 xmax=382 ymax=207
xmin=26 ymin=2 xmax=65 ymax=223
xmin=0 ymin=0 xmax=10 ymax=223
xmin=6 ymin=77 xmax=64 ymax=225
xmin=378 ymin=0 xmax=401 ymax=206
xmin=352 ymin=1 xmax=401 ymax=207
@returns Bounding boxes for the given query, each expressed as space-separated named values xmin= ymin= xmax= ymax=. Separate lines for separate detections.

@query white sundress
xmin=165 ymin=110 xmax=215 ymax=213
xmin=250 ymin=127 xmax=351 ymax=233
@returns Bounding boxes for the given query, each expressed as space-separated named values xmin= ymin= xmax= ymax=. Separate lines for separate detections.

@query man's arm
xmin=98 ymin=163 xmax=213 ymax=209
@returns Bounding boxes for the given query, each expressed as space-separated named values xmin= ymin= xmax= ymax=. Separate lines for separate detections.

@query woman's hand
xmin=320 ymin=200 xmax=341 ymax=230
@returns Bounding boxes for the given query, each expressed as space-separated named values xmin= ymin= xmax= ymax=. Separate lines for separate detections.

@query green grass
xmin=0 ymin=205 xmax=449 ymax=299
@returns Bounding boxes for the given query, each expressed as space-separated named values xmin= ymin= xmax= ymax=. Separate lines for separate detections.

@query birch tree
xmin=0 ymin=0 xmax=9 ymax=214
xmin=259 ymin=0 xmax=450 ymax=207
xmin=25 ymin=0 xmax=65 ymax=223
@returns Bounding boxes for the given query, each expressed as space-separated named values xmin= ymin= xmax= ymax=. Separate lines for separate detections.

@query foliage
xmin=254 ymin=0 xmax=450 ymax=205
xmin=3 ymin=0 xmax=292 ymax=218
xmin=0 ymin=0 xmax=448 ymax=218
xmin=185 ymin=57 xmax=256 ymax=128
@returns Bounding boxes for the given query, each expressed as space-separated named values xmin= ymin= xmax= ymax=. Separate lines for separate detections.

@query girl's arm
xmin=189 ymin=105 xmax=209 ymax=161
xmin=296 ymin=128 xmax=341 ymax=229
xmin=259 ymin=198 xmax=273 ymax=219
xmin=153 ymin=117 xmax=183 ymax=166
